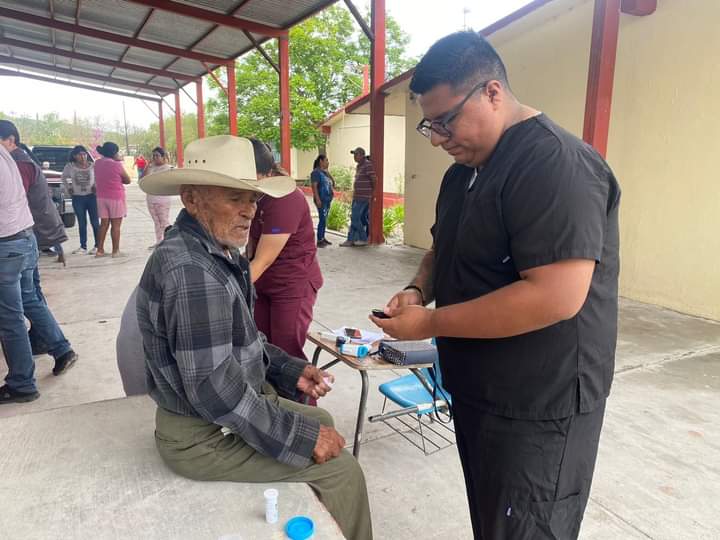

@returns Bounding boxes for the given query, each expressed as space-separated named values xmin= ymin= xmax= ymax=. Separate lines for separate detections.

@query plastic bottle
xmin=339 ymin=343 xmax=369 ymax=358
xmin=264 ymin=488 xmax=279 ymax=524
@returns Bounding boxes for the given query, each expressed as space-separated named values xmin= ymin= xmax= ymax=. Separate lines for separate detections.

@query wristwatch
xmin=403 ymin=284 xmax=426 ymax=306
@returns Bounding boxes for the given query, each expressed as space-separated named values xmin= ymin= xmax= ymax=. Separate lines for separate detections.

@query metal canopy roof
xmin=0 ymin=0 xmax=337 ymax=101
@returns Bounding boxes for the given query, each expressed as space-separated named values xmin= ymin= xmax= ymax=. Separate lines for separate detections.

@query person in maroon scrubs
xmin=247 ymin=140 xmax=323 ymax=404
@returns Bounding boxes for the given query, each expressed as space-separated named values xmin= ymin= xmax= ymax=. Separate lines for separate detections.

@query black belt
xmin=0 ymin=227 xmax=32 ymax=242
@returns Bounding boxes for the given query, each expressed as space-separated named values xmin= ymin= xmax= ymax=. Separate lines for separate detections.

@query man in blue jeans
xmin=341 ymin=147 xmax=375 ymax=247
xmin=0 ymin=143 xmax=78 ymax=404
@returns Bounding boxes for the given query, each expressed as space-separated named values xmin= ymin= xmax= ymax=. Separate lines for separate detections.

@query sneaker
xmin=321 ymin=239 xmax=333 ymax=246
xmin=72 ymin=247 xmax=88 ymax=255
xmin=340 ymin=240 xmax=355 ymax=247
xmin=354 ymin=240 xmax=369 ymax=246
xmin=317 ymin=241 xmax=327 ymax=248
xmin=88 ymin=247 xmax=97 ymax=255
xmin=53 ymin=350 xmax=78 ymax=376
xmin=0 ymin=384 xmax=40 ymax=404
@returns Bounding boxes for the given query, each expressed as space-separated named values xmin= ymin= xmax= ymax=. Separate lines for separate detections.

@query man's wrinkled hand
xmin=312 ymin=425 xmax=345 ymax=464
xmin=369 ymin=304 xmax=435 ymax=340
xmin=297 ymin=365 xmax=334 ymax=399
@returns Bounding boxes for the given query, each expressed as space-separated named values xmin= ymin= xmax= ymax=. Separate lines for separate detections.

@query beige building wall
xmin=290 ymin=147 xmax=317 ymax=181
xmin=324 ymin=112 xmax=406 ymax=193
xmin=404 ymin=0 xmax=594 ymax=248
xmin=608 ymin=0 xmax=720 ymax=320
xmin=403 ymin=0 xmax=720 ymax=320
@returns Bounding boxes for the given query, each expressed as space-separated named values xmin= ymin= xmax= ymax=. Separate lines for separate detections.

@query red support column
xmin=369 ymin=0 xmax=386 ymax=244
xmin=278 ymin=35 xmax=291 ymax=173
xmin=158 ymin=100 xmax=166 ymax=149
xmin=582 ymin=0 xmax=621 ymax=158
xmin=174 ymin=92 xmax=184 ymax=167
xmin=196 ymin=79 xmax=205 ymax=138
xmin=227 ymin=61 xmax=237 ymax=135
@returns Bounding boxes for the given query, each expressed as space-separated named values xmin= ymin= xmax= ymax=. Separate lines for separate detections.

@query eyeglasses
xmin=416 ymin=80 xmax=488 ymax=139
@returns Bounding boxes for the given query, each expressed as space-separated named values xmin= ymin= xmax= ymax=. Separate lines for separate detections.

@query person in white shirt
xmin=143 ymin=146 xmax=174 ymax=248
xmin=0 ymin=141 xmax=78 ymax=404
xmin=61 ymin=145 xmax=99 ymax=254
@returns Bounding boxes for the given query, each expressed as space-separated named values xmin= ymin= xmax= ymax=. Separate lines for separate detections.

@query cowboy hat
xmin=139 ymin=135 xmax=295 ymax=198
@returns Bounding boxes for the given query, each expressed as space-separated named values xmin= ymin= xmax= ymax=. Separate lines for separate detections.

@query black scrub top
xmin=432 ymin=114 xmax=621 ymax=420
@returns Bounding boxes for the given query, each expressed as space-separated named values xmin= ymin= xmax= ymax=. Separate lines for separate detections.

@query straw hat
xmin=139 ymin=135 xmax=295 ymax=198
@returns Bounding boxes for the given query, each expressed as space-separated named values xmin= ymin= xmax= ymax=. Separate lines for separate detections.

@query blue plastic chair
xmin=372 ymin=345 xmax=454 ymax=455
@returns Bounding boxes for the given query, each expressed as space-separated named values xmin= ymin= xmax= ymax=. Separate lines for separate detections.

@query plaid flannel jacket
xmin=137 ymin=209 xmax=319 ymax=467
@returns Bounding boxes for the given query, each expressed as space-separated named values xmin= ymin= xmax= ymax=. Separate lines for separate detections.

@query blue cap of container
xmin=285 ymin=516 xmax=314 ymax=540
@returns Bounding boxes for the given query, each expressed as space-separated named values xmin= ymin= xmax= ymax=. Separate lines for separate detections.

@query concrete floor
xmin=1 ymin=184 xmax=719 ymax=539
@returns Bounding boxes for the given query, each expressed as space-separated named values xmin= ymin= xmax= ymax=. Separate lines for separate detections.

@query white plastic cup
xmin=264 ymin=488 xmax=279 ymax=524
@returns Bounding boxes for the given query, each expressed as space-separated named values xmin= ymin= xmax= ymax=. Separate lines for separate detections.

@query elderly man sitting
xmin=136 ymin=136 xmax=372 ymax=540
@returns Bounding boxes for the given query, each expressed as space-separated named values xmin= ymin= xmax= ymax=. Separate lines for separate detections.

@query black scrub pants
xmin=452 ymin=399 xmax=606 ymax=540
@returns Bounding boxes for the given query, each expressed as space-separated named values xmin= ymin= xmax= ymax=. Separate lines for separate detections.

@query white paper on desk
xmin=333 ymin=327 xmax=384 ymax=345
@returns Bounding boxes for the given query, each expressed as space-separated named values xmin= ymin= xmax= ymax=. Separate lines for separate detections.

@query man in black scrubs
xmin=371 ymin=32 xmax=621 ymax=539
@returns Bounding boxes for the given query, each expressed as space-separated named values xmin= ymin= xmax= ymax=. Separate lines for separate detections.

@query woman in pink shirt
xmin=94 ymin=142 xmax=131 ymax=257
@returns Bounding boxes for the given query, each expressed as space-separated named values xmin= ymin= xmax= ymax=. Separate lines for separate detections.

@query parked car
xmin=31 ymin=145 xmax=77 ymax=172
xmin=43 ymin=168 xmax=76 ymax=228
xmin=28 ymin=145 xmax=80 ymax=228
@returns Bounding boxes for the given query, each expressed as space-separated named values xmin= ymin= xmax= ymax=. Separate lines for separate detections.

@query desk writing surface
xmin=307 ymin=332 xmax=434 ymax=370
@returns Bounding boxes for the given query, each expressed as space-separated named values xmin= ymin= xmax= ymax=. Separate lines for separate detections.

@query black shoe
xmin=321 ymin=238 xmax=332 ymax=246
xmin=53 ymin=350 xmax=78 ymax=376
xmin=0 ymin=384 xmax=40 ymax=404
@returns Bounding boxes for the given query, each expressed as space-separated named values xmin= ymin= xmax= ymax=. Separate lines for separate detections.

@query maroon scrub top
xmin=249 ymin=188 xmax=323 ymax=298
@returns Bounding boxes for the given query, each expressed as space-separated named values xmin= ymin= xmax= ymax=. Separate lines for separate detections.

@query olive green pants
xmin=154 ymin=387 xmax=372 ymax=540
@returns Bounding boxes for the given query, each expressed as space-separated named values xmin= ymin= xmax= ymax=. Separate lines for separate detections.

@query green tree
xmin=0 ymin=111 xmax=128 ymax=148
xmin=206 ymin=5 xmax=416 ymax=150
xmin=135 ymin=113 xmax=198 ymax=160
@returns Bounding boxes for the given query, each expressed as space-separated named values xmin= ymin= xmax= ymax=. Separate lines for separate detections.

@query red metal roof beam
xmin=0 ymin=67 xmax=160 ymax=101
xmin=0 ymin=56 xmax=175 ymax=94
xmin=344 ymin=0 xmax=373 ymax=41
xmin=202 ymin=62 xmax=228 ymax=95
xmin=279 ymin=36 xmax=290 ymax=172
xmin=583 ymin=0 xmax=621 ymax=158
xmin=0 ymin=7 xmax=229 ymax=64
xmin=369 ymin=0 xmax=385 ymax=245
xmin=0 ymin=37 xmax=194 ymax=82
xmin=242 ymin=30 xmax=279 ymax=74
xmin=123 ymin=0 xmax=288 ymax=38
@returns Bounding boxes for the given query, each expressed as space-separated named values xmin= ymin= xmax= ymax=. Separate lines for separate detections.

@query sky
xmin=0 ymin=1 xmax=533 ymax=129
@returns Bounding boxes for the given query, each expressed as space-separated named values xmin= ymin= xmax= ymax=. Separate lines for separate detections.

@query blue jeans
xmin=317 ymin=201 xmax=331 ymax=241
xmin=347 ymin=200 xmax=370 ymax=242
xmin=72 ymin=194 xmax=100 ymax=250
xmin=0 ymin=232 xmax=71 ymax=392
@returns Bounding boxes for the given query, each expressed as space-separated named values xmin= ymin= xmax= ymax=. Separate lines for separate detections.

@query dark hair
xmin=313 ymin=154 xmax=327 ymax=169
xmin=69 ymin=145 xmax=89 ymax=163
xmin=410 ymin=31 xmax=509 ymax=95
xmin=151 ymin=146 xmax=166 ymax=157
xmin=0 ymin=119 xmax=21 ymax=144
xmin=249 ymin=138 xmax=286 ymax=177
xmin=96 ymin=141 xmax=119 ymax=158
